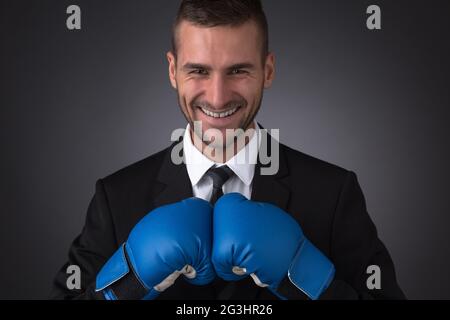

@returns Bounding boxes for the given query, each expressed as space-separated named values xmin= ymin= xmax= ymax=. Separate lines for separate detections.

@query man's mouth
xmin=199 ymin=106 xmax=240 ymax=119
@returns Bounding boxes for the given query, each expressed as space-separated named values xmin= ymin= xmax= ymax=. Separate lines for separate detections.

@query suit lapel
xmin=251 ymin=129 xmax=290 ymax=211
xmin=152 ymin=139 xmax=193 ymax=208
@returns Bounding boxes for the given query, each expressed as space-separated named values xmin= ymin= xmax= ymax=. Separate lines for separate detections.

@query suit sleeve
xmin=276 ymin=171 xmax=406 ymax=300
xmin=49 ymin=179 xmax=117 ymax=300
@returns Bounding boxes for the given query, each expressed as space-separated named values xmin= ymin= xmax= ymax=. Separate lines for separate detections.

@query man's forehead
xmin=175 ymin=20 xmax=262 ymax=64
xmin=176 ymin=19 xmax=260 ymax=39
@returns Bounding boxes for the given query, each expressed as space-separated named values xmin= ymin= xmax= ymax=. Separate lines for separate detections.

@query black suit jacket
xmin=50 ymin=136 xmax=405 ymax=300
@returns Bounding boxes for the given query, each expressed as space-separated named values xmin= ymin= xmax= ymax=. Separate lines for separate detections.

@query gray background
xmin=1 ymin=0 xmax=449 ymax=299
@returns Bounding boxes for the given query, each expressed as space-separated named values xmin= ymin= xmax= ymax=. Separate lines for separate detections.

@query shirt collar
xmin=183 ymin=122 xmax=261 ymax=187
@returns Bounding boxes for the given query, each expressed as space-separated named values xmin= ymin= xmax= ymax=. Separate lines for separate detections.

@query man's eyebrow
xmin=181 ymin=63 xmax=256 ymax=72
xmin=226 ymin=63 xmax=255 ymax=71
xmin=182 ymin=63 xmax=212 ymax=71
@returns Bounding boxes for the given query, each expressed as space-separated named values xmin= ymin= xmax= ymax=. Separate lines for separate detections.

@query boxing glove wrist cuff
xmin=287 ymin=238 xmax=335 ymax=300
xmin=95 ymin=243 xmax=151 ymax=300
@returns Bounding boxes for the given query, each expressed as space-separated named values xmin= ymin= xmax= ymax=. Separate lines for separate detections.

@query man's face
xmin=167 ymin=20 xmax=275 ymax=148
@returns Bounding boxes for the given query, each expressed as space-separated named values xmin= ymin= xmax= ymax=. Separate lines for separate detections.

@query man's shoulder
xmin=280 ymin=143 xmax=351 ymax=184
xmin=100 ymin=143 xmax=175 ymax=187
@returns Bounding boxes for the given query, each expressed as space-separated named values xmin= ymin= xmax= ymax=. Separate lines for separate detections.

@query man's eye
xmin=230 ymin=69 xmax=247 ymax=75
xmin=190 ymin=69 xmax=208 ymax=75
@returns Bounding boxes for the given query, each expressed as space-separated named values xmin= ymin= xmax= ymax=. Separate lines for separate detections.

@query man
xmin=50 ymin=0 xmax=405 ymax=300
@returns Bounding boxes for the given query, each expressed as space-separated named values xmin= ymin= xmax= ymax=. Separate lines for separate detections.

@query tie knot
xmin=205 ymin=165 xmax=234 ymax=189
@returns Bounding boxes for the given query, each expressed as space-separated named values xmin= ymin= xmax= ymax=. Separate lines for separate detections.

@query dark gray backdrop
xmin=1 ymin=0 xmax=449 ymax=299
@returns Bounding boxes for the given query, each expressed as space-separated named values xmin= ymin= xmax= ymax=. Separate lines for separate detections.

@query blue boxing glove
xmin=95 ymin=198 xmax=215 ymax=300
xmin=212 ymin=193 xmax=335 ymax=300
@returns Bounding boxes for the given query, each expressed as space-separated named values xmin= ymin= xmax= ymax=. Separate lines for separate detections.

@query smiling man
xmin=50 ymin=0 xmax=405 ymax=300
xmin=167 ymin=1 xmax=274 ymax=166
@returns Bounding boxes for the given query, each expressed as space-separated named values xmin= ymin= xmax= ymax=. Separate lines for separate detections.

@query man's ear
xmin=167 ymin=51 xmax=177 ymax=89
xmin=264 ymin=52 xmax=275 ymax=89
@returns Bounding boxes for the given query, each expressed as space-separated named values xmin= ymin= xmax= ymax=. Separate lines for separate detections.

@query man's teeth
xmin=201 ymin=107 xmax=239 ymax=118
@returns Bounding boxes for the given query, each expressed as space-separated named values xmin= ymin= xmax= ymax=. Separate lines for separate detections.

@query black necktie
xmin=205 ymin=165 xmax=234 ymax=205
xmin=204 ymin=165 xmax=237 ymax=299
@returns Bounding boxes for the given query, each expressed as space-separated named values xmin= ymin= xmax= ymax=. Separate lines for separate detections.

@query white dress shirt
xmin=183 ymin=122 xmax=261 ymax=201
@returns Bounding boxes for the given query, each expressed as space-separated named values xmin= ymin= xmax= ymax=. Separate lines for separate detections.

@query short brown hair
xmin=172 ymin=0 xmax=269 ymax=59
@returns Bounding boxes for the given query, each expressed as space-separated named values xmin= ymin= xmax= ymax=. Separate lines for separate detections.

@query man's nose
xmin=204 ymin=75 xmax=233 ymax=110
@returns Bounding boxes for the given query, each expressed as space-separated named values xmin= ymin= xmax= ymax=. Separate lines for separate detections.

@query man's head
xmin=167 ymin=0 xmax=275 ymax=155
